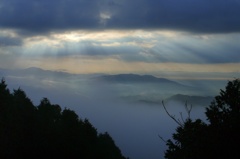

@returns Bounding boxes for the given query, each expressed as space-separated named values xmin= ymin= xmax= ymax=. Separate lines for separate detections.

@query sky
xmin=0 ymin=0 xmax=240 ymax=79
xmin=1 ymin=1 xmax=240 ymax=158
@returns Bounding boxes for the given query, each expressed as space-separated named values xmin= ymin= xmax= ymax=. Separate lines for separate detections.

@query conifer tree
xmin=164 ymin=79 xmax=240 ymax=159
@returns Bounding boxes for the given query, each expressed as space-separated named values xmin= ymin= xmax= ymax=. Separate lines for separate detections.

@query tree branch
xmin=158 ymin=134 xmax=168 ymax=144
xmin=185 ymin=101 xmax=192 ymax=119
xmin=162 ymin=101 xmax=183 ymax=127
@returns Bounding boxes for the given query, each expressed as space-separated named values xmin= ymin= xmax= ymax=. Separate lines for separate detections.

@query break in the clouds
xmin=5 ymin=30 xmax=240 ymax=64
xmin=1 ymin=0 xmax=240 ymax=34
xmin=0 ymin=0 xmax=240 ymax=78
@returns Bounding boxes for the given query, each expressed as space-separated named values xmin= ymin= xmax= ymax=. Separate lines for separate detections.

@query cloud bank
xmin=0 ymin=0 xmax=239 ymax=78
xmin=1 ymin=0 xmax=240 ymax=34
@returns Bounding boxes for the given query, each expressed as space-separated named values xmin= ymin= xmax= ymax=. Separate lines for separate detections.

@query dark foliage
xmin=164 ymin=79 xmax=240 ymax=159
xmin=0 ymin=79 xmax=126 ymax=159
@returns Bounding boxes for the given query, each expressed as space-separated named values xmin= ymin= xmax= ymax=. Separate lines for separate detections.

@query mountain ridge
xmin=94 ymin=73 xmax=185 ymax=85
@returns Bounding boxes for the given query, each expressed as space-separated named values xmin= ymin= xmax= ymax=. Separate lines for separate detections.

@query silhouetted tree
xmin=164 ymin=79 xmax=240 ymax=159
xmin=164 ymin=119 xmax=209 ymax=159
xmin=0 ymin=78 xmax=127 ymax=159
xmin=97 ymin=132 xmax=126 ymax=159
xmin=205 ymin=79 xmax=240 ymax=158
xmin=0 ymin=78 xmax=13 ymax=158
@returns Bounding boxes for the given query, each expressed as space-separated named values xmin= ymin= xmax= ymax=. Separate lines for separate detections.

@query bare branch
xmin=158 ymin=134 xmax=167 ymax=144
xmin=177 ymin=119 xmax=182 ymax=125
xmin=162 ymin=101 xmax=183 ymax=127
xmin=179 ymin=112 xmax=185 ymax=123
xmin=184 ymin=101 xmax=193 ymax=119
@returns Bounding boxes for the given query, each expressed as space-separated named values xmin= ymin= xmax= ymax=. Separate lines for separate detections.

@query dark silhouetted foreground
xmin=165 ymin=79 xmax=240 ymax=159
xmin=0 ymin=79 xmax=127 ymax=159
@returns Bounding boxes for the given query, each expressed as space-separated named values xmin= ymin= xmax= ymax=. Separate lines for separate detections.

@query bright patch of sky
xmin=0 ymin=29 xmax=239 ymax=80
xmin=0 ymin=0 xmax=240 ymax=80
xmin=0 ymin=1 xmax=240 ymax=158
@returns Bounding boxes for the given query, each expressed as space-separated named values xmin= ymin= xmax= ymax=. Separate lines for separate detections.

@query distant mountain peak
xmin=26 ymin=67 xmax=43 ymax=70
xmin=12 ymin=67 xmax=74 ymax=77
xmin=95 ymin=73 xmax=183 ymax=85
xmin=24 ymin=67 xmax=45 ymax=72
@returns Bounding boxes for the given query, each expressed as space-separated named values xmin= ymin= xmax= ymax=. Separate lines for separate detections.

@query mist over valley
xmin=0 ymin=67 xmax=228 ymax=159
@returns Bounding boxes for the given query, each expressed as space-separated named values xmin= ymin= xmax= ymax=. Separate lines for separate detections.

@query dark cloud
xmin=0 ymin=0 xmax=240 ymax=34
xmin=0 ymin=0 xmax=100 ymax=35
xmin=107 ymin=0 xmax=240 ymax=33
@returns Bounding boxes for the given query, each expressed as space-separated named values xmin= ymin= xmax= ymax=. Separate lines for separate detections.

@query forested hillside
xmin=0 ymin=79 xmax=127 ymax=159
